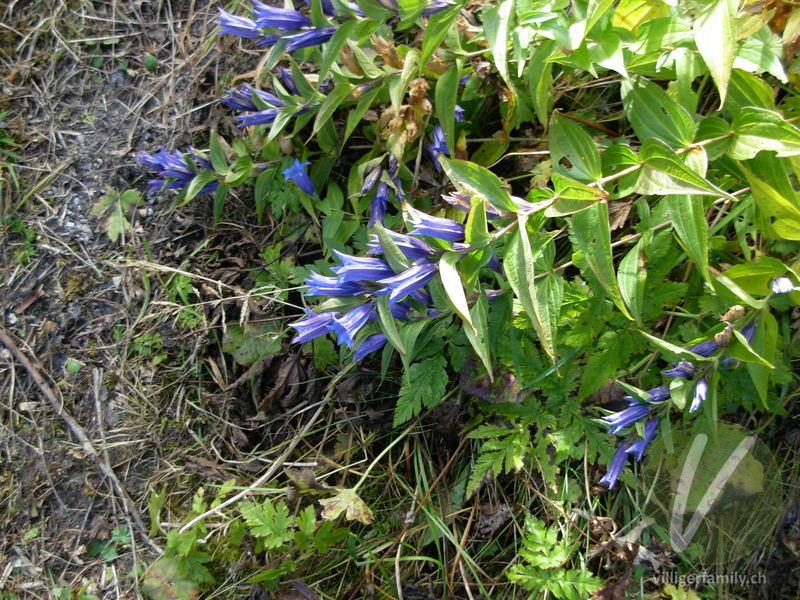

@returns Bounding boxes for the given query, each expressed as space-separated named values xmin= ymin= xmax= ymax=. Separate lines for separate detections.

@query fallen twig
xmin=0 ymin=326 xmax=162 ymax=555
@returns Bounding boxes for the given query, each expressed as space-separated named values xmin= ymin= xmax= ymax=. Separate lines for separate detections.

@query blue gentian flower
xmin=377 ymin=260 xmax=438 ymax=302
xmin=279 ymin=66 xmax=300 ymax=95
xmin=221 ymin=85 xmax=283 ymax=111
xmin=644 ymin=385 xmax=671 ymax=403
xmin=602 ymin=401 xmax=650 ymax=434
xmin=599 ymin=442 xmax=633 ymax=489
xmin=137 ymin=147 xmax=218 ymax=194
xmin=367 ymin=230 xmax=435 ymax=260
xmin=690 ymin=377 xmax=708 ymax=413
xmin=236 ymin=108 xmax=282 ymax=127
xmin=405 ymin=205 xmax=464 ymax=242
xmin=329 ymin=304 xmax=375 ymax=348
xmin=215 ymin=8 xmax=261 ymax=38
xmin=360 ymin=166 xmax=383 ymax=195
xmin=388 ymin=153 xmax=399 ymax=178
xmin=454 ymin=104 xmax=465 ymax=122
xmin=290 ymin=311 xmax=338 ymax=343
xmin=687 ymin=339 xmax=719 ymax=357
xmin=304 ymin=272 xmax=368 ymax=296
xmin=256 ymin=34 xmax=283 ymax=47
xmin=662 ymin=359 xmax=696 ymax=378
xmin=626 ymin=418 xmax=659 ymax=462
xmin=370 ymin=183 xmax=390 ymax=227
xmin=389 ymin=299 xmax=412 ymax=320
xmin=251 ymin=0 xmax=311 ymax=29
xmin=426 ymin=124 xmax=449 ymax=172
xmin=354 ymin=333 xmax=387 ymax=361
xmin=740 ymin=321 xmax=756 ymax=344
xmin=771 ymin=276 xmax=797 ymax=294
xmin=332 ymin=250 xmax=395 ymax=282
xmin=301 ymin=0 xmax=335 ymax=16
xmin=282 ymin=159 xmax=316 ymax=195
xmin=487 ymin=252 xmax=502 ymax=273
xmin=282 ymin=27 xmax=336 ymax=51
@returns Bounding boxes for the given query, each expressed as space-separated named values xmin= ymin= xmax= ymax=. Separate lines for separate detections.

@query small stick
xmin=0 ymin=326 xmax=162 ymax=555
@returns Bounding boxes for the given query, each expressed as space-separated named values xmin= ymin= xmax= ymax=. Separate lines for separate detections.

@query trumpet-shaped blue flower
xmin=360 ymin=166 xmax=383 ymax=195
xmin=329 ymin=304 xmax=375 ymax=348
xmin=690 ymin=377 xmax=708 ymax=413
xmin=215 ymin=8 xmax=261 ymax=38
xmin=602 ymin=401 xmax=650 ymax=434
xmin=644 ymin=385 xmax=670 ymax=403
xmin=377 ymin=260 xmax=437 ymax=302
xmin=599 ymin=442 xmax=633 ymax=489
xmin=251 ymin=0 xmax=311 ymax=29
xmin=367 ymin=230 xmax=435 ymax=260
xmin=354 ymin=333 xmax=387 ymax=361
xmin=626 ymin=418 xmax=659 ymax=462
xmin=236 ymin=107 xmax=282 ymax=127
xmin=687 ymin=339 xmax=718 ymax=357
xmin=304 ymin=272 xmax=368 ymax=297
xmin=137 ymin=147 xmax=218 ymax=194
xmin=370 ymin=183 xmax=390 ymax=227
xmin=332 ymin=250 xmax=395 ymax=282
xmin=279 ymin=66 xmax=300 ymax=95
xmin=281 ymin=27 xmax=336 ymax=51
xmin=662 ymin=359 xmax=696 ymax=378
xmin=441 ymin=191 xmax=502 ymax=219
xmin=426 ymin=124 xmax=449 ymax=172
xmin=301 ymin=0 xmax=335 ymax=16
xmin=290 ymin=310 xmax=338 ymax=343
xmin=282 ymin=159 xmax=315 ymax=195
xmin=454 ymin=104 xmax=465 ymax=122
xmin=221 ymin=85 xmax=283 ymax=111
xmin=741 ymin=321 xmax=756 ymax=343
xmin=405 ymin=205 xmax=464 ymax=242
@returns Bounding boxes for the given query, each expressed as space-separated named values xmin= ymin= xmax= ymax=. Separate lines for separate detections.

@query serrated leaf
xmin=439 ymin=252 xmax=475 ymax=333
xmin=439 ymin=156 xmax=517 ymax=213
xmin=569 ymin=203 xmax=633 ymax=319
xmin=393 ymin=355 xmax=448 ymax=425
xmin=240 ymin=500 xmax=295 ymax=548
xmin=549 ymin=113 xmax=602 ymax=183
xmin=693 ymin=0 xmax=736 ymax=107
xmin=319 ymin=488 xmax=374 ymax=525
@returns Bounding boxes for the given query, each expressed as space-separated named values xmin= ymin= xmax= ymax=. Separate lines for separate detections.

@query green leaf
xmin=439 ymin=252 xmax=475 ymax=333
xmin=482 ymin=0 xmax=513 ymax=86
xmin=313 ymin=80 xmax=354 ymax=136
xmin=734 ymin=26 xmax=787 ymax=83
xmin=617 ymin=240 xmax=646 ymax=323
xmin=390 ymin=48 xmax=420 ymax=111
xmin=549 ymin=113 xmax=602 ymax=183
xmin=637 ymin=330 xmax=710 ymax=362
xmin=569 ymin=203 xmax=633 ymax=319
xmin=693 ymin=0 xmax=736 ymax=107
xmin=398 ymin=0 xmax=427 ymax=27
xmin=711 ymin=271 xmax=766 ymax=309
xmin=438 ymin=156 xmax=517 ymax=212
xmin=729 ymin=106 xmax=800 ymax=160
xmin=421 ymin=4 xmax=462 ymax=67
xmin=435 ymin=65 xmax=460 ymax=160
xmin=621 ymin=78 xmax=694 ymax=148
xmin=465 ymin=197 xmax=491 ymax=248
xmin=722 ymin=257 xmax=786 ymax=295
xmin=319 ymin=488 xmax=374 ymax=525
xmin=772 ymin=218 xmax=800 ymax=240
xmin=209 ymin=131 xmax=228 ymax=175
xmin=376 ymin=295 xmax=406 ymax=356
xmin=545 ymin=173 xmax=603 ymax=217
xmin=745 ymin=311 xmax=778 ymax=408
xmin=741 ymin=168 xmax=800 ymax=220
xmin=319 ymin=20 xmax=360 ymax=80
xmin=464 ymin=291 xmax=493 ymax=379
xmin=667 ymin=195 xmax=709 ymax=282
xmin=180 ymin=170 xmax=217 ymax=205
xmin=373 ymin=222 xmax=411 ymax=272
xmin=240 ymin=500 xmax=294 ymax=548
xmin=344 ymin=84 xmax=383 ymax=143
xmin=527 ymin=41 xmax=555 ymax=128
xmin=393 ymin=355 xmax=448 ymax=425
xmin=728 ymin=327 xmax=775 ymax=368
xmin=503 ymin=215 xmax=558 ymax=360
xmin=635 ymin=140 xmax=734 ymax=199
